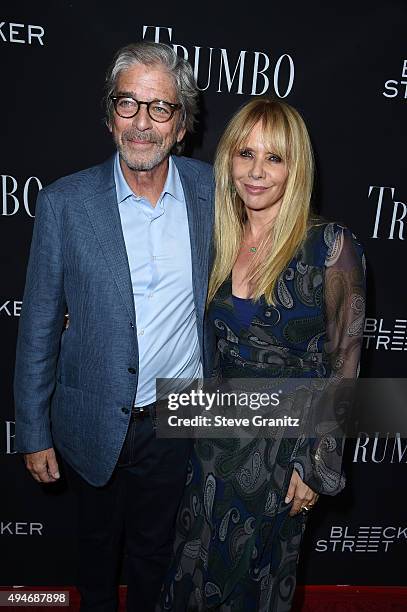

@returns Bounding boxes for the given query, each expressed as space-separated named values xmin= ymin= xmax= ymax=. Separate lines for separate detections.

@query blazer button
xmin=121 ymin=407 xmax=130 ymax=414
xmin=128 ymin=367 xmax=136 ymax=374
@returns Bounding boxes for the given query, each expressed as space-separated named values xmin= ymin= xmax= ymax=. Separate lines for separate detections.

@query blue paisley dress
xmin=159 ymin=222 xmax=366 ymax=612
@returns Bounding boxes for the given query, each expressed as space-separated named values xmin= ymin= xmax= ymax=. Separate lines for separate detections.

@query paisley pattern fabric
xmin=158 ymin=223 xmax=365 ymax=611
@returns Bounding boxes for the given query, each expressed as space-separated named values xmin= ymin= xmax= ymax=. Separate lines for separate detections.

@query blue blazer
xmin=14 ymin=155 xmax=214 ymax=486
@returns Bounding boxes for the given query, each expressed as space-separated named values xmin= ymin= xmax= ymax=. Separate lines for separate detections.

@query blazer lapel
xmin=174 ymin=157 xmax=212 ymax=319
xmin=83 ymin=158 xmax=135 ymax=325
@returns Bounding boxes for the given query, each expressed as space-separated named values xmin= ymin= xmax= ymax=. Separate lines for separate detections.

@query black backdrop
xmin=1 ymin=0 xmax=406 ymax=587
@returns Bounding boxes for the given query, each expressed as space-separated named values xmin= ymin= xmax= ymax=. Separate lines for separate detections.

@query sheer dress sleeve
xmin=292 ymin=225 xmax=366 ymax=495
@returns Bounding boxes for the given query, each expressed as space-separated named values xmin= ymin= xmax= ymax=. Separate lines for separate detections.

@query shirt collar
xmin=114 ymin=152 xmax=184 ymax=205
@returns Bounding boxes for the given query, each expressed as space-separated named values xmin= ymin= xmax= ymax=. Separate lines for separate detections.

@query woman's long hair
xmin=207 ymin=97 xmax=315 ymax=305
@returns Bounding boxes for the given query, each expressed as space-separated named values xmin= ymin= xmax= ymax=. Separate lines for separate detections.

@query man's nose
xmin=132 ymin=104 xmax=153 ymax=131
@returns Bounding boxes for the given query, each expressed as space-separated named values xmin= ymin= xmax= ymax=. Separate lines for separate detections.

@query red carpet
xmin=1 ymin=585 xmax=406 ymax=611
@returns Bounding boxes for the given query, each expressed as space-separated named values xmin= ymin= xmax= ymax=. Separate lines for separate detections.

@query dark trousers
xmin=64 ymin=416 xmax=192 ymax=612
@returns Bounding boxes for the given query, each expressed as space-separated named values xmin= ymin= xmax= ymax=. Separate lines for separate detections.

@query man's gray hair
xmin=104 ymin=41 xmax=198 ymax=136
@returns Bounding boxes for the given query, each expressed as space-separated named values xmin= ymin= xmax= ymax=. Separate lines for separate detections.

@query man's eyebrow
xmin=115 ymin=91 xmax=136 ymax=97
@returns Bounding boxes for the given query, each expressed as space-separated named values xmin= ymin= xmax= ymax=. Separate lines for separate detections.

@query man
xmin=14 ymin=41 xmax=214 ymax=611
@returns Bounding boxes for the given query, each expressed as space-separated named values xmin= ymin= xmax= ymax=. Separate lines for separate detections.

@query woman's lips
xmin=244 ymin=183 xmax=268 ymax=194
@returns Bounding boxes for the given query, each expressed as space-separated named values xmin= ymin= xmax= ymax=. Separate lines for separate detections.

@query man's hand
xmin=285 ymin=468 xmax=319 ymax=516
xmin=24 ymin=448 xmax=60 ymax=484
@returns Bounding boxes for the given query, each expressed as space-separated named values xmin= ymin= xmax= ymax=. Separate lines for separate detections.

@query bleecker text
xmin=1 ymin=522 xmax=43 ymax=535
xmin=0 ymin=22 xmax=45 ymax=45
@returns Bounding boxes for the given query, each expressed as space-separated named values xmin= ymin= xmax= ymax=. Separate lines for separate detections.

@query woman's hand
xmin=285 ymin=468 xmax=319 ymax=516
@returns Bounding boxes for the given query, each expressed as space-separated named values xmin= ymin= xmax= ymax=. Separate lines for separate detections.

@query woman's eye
xmin=239 ymin=149 xmax=252 ymax=158
xmin=268 ymin=154 xmax=282 ymax=163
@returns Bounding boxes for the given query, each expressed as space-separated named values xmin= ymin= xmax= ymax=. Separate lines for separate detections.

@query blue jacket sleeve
xmin=14 ymin=188 xmax=66 ymax=453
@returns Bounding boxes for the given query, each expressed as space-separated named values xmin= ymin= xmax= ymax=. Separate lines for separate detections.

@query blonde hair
xmin=207 ymin=97 xmax=315 ymax=305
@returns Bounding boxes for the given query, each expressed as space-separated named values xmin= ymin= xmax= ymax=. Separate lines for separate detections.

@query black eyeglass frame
xmin=110 ymin=96 xmax=182 ymax=122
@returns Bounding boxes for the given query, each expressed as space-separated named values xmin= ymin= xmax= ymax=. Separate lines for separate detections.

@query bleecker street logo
xmin=0 ymin=300 xmax=22 ymax=317
xmin=315 ymin=525 xmax=407 ymax=553
xmin=0 ymin=22 xmax=44 ymax=45
xmin=363 ymin=318 xmax=407 ymax=351
xmin=0 ymin=522 xmax=44 ymax=535
xmin=142 ymin=26 xmax=294 ymax=98
xmin=383 ymin=60 xmax=407 ymax=99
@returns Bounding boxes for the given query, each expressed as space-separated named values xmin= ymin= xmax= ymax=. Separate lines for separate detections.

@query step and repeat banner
xmin=1 ymin=0 xmax=406 ymax=588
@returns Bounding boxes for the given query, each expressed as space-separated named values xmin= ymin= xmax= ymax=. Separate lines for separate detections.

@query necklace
xmin=248 ymin=246 xmax=257 ymax=253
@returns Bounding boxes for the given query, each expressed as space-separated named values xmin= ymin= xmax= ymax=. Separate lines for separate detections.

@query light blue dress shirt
xmin=114 ymin=153 xmax=202 ymax=406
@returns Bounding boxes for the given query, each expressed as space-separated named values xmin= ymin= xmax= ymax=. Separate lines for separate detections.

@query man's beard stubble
xmin=117 ymin=127 xmax=176 ymax=172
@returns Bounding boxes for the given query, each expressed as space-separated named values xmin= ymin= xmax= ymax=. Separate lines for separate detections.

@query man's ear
xmin=177 ymin=126 xmax=186 ymax=143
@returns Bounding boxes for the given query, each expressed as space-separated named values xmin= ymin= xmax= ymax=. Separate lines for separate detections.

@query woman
xmin=159 ymin=98 xmax=365 ymax=611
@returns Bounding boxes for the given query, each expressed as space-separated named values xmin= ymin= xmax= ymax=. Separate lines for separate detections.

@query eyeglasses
xmin=110 ymin=96 xmax=182 ymax=123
